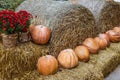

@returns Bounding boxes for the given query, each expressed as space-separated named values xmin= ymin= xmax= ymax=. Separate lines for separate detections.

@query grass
xmin=0 ymin=0 xmax=24 ymax=11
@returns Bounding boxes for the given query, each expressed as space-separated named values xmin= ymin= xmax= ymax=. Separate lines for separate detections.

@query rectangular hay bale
xmin=0 ymin=42 xmax=49 ymax=79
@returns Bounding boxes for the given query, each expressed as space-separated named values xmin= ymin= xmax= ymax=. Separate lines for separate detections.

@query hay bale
xmin=75 ymin=0 xmax=120 ymax=33
xmin=109 ymin=42 xmax=120 ymax=53
xmin=16 ymin=0 xmax=96 ymax=57
xmin=2 ymin=42 xmax=120 ymax=80
xmin=13 ymin=63 xmax=103 ymax=80
xmin=0 ymin=42 xmax=49 ymax=79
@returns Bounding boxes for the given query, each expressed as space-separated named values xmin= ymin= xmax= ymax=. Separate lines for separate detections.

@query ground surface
xmin=105 ymin=65 xmax=120 ymax=80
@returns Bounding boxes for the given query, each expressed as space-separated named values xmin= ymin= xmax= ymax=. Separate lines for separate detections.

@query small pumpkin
xmin=31 ymin=25 xmax=51 ymax=44
xmin=83 ymin=38 xmax=99 ymax=54
xmin=98 ymin=33 xmax=110 ymax=46
xmin=106 ymin=30 xmax=120 ymax=42
xmin=37 ymin=55 xmax=58 ymax=75
xmin=113 ymin=27 xmax=120 ymax=33
xmin=94 ymin=37 xmax=108 ymax=49
xmin=57 ymin=49 xmax=78 ymax=69
xmin=74 ymin=46 xmax=89 ymax=62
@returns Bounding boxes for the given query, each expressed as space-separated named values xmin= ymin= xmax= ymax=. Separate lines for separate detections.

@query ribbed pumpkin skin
xmin=74 ymin=46 xmax=89 ymax=62
xmin=31 ymin=25 xmax=51 ymax=44
xmin=106 ymin=30 xmax=120 ymax=42
xmin=98 ymin=33 xmax=110 ymax=46
xmin=94 ymin=37 xmax=108 ymax=49
xmin=57 ymin=49 xmax=78 ymax=69
xmin=83 ymin=38 xmax=99 ymax=54
xmin=37 ymin=55 xmax=58 ymax=75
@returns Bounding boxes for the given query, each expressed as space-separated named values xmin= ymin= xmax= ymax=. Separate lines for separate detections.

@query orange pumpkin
xmin=94 ymin=37 xmax=108 ymax=49
xmin=113 ymin=27 xmax=120 ymax=33
xmin=83 ymin=38 xmax=99 ymax=54
xmin=74 ymin=46 xmax=89 ymax=62
xmin=57 ymin=49 xmax=78 ymax=69
xmin=98 ymin=33 xmax=110 ymax=46
xmin=37 ymin=55 xmax=58 ymax=75
xmin=31 ymin=25 xmax=51 ymax=44
xmin=106 ymin=30 xmax=120 ymax=42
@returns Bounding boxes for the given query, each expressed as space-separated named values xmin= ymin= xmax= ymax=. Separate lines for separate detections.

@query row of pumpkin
xmin=29 ymin=25 xmax=120 ymax=76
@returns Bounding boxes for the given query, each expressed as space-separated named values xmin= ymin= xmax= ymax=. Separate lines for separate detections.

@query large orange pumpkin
xmin=74 ymin=46 xmax=89 ymax=62
xmin=57 ymin=49 xmax=78 ymax=69
xmin=37 ymin=55 xmax=58 ymax=75
xmin=31 ymin=25 xmax=51 ymax=44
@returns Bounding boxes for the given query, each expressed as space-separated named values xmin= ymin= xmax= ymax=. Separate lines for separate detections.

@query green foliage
xmin=0 ymin=0 xmax=24 ymax=11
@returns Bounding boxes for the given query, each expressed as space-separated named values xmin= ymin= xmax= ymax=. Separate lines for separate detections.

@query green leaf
xmin=0 ymin=8 xmax=3 ymax=11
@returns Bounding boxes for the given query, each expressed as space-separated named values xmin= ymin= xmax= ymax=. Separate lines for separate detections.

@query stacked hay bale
xmin=76 ymin=0 xmax=120 ymax=33
xmin=12 ymin=42 xmax=120 ymax=80
xmin=16 ymin=0 xmax=96 ymax=57
xmin=0 ymin=42 xmax=49 ymax=79
xmin=1 ymin=0 xmax=119 ymax=79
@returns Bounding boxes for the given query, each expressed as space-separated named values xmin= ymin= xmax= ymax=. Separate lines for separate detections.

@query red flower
xmin=16 ymin=10 xmax=32 ymax=32
xmin=2 ymin=27 xmax=7 ymax=31
xmin=0 ymin=10 xmax=32 ymax=34
xmin=10 ymin=24 xmax=15 ymax=29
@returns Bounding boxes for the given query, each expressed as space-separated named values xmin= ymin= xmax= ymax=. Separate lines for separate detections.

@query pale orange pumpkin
xmin=106 ymin=30 xmax=120 ymax=42
xmin=37 ymin=55 xmax=58 ymax=75
xmin=31 ymin=25 xmax=51 ymax=44
xmin=98 ymin=33 xmax=110 ymax=46
xmin=74 ymin=46 xmax=89 ymax=62
xmin=57 ymin=49 xmax=78 ymax=69
xmin=83 ymin=38 xmax=99 ymax=54
xmin=113 ymin=27 xmax=120 ymax=33
xmin=94 ymin=37 xmax=108 ymax=49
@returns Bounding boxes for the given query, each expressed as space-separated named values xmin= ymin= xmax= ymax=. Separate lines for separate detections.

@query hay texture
xmin=0 ymin=42 xmax=119 ymax=80
xmin=13 ymin=64 xmax=103 ymax=80
xmin=0 ymin=42 xmax=49 ymax=79
xmin=86 ymin=42 xmax=120 ymax=77
xmin=96 ymin=48 xmax=120 ymax=77
xmin=16 ymin=0 xmax=96 ymax=57
xmin=75 ymin=0 xmax=120 ymax=33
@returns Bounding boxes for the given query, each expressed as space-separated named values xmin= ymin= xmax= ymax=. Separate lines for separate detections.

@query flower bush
xmin=0 ymin=10 xmax=32 ymax=34
xmin=0 ymin=10 xmax=18 ymax=34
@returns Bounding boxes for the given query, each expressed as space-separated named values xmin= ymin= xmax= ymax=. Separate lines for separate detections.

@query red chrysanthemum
xmin=0 ymin=10 xmax=32 ymax=34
